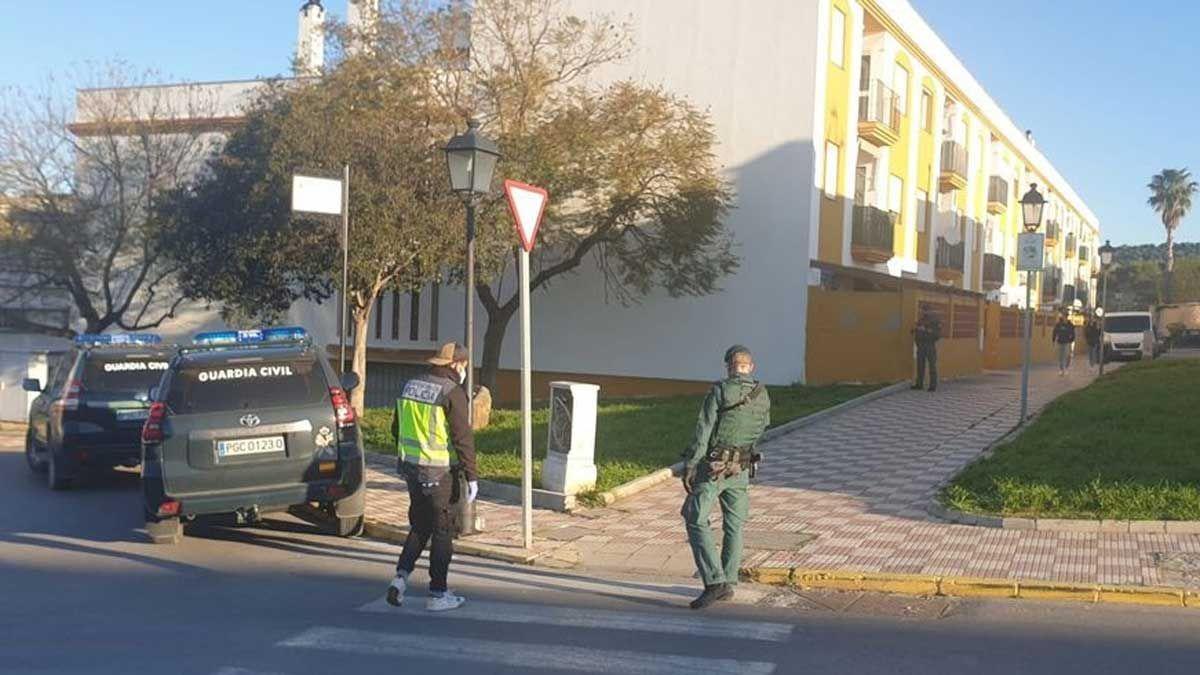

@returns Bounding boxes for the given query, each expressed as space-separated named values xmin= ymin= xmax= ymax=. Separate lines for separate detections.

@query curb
xmin=363 ymin=519 xmax=541 ymax=565
xmin=744 ymin=566 xmax=1200 ymax=608
xmin=933 ymin=503 xmax=1200 ymax=534
xmin=593 ymin=381 xmax=909 ymax=507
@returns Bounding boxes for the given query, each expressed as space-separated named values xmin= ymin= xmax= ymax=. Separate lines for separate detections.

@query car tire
xmin=25 ymin=430 xmax=47 ymax=474
xmin=47 ymin=452 xmax=71 ymax=491
xmin=145 ymin=515 xmax=183 ymax=545
xmin=336 ymin=514 xmax=365 ymax=538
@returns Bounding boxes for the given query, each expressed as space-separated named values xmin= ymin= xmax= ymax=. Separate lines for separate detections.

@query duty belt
xmin=704 ymin=444 xmax=762 ymax=480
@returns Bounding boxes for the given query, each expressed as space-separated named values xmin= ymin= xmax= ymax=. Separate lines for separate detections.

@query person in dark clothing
xmin=912 ymin=308 xmax=941 ymax=391
xmin=1084 ymin=317 xmax=1102 ymax=369
xmin=1052 ymin=314 xmax=1077 ymax=375
xmin=386 ymin=341 xmax=479 ymax=612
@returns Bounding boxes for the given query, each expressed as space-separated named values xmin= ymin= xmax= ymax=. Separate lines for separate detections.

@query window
xmin=888 ymin=174 xmax=903 ymax=215
xmin=915 ymin=189 xmax=929 ymax=232
xmin=824 ymin=142 xmax=840 ymax=199
xmin=920 ymin=89 xmax=932 ymax=132
xmin=830 ymin=7 xmax=846 ymax=68
xmin=892 ymin=64 xmax=909 ymax=115
xmin=409 ymin=291 xmax=421 ymax=341
xmin=391 ymin=291 xmax=401 ymax=340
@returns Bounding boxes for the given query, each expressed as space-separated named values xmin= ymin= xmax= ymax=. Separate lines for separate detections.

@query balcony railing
xmin=935 ymin=237 xmax=965 ymax=282
xmin=939 ymin=141 xmax=968 ymax=192
xmin=1062 ymin=283 xmax=1076 ymax=305
xmin=1045 ymin=220 xmax=1060 ymax=244
xmin=987 ymin=176 xmax=1008 ymax=214
xmin=1065 ymin=233 xmax=1077 ymax=257
xmin=1079 ymin=246 xmax=1089 ymax=262
xmin=851 ymin=204 xmax=896 ymax=264
xmin=1077 ymin=285 xmax=1090 ymax=307
xmin=857 ymin=81 xmax=902 ymax=146
xmin=982 ymin=252 xmax=1005 ymax=290
xmin=1042 ymin=267 xmax=1063 ymax=303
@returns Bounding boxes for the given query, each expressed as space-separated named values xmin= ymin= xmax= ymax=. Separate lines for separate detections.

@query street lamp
xmin=1098 ymin=239 xmax=1115 ymax=376
xmin=443 ymin=119 xmax=501 ymax=425
xmin=1018 ymin=183 xmax=1046 ymax=423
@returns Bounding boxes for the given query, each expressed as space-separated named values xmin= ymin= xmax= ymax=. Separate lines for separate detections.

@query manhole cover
xmin=1152 ymin=552 xmax=1200 ymax=586
xmin=741 ymin=531 xmax=817 ymax=551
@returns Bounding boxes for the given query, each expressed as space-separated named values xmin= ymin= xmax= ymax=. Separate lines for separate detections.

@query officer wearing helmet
xmin=680 ymin=345 xmax=771 ymax=610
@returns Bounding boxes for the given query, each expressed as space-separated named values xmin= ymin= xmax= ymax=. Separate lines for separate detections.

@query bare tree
xmin=0 ymin=64 xmax=219 ymax=336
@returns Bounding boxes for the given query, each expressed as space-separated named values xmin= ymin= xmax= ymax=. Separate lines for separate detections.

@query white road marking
xmin=356 ymin=595 xmax=794 ymax=642
xmin=211 ymin=668 xmax=289 ymax=675
xmin=279 ymin=626 xmax=776 ymax=675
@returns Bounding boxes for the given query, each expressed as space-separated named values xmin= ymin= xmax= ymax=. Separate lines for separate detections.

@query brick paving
xmin=364 ymin=359 xmax=1200 ymax=588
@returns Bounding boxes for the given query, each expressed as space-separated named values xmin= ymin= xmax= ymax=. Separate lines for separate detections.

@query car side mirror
xmin=22 ymin=378 xmax=42 ymax=393
xmin=339 ymin=371 xmax=360 ymax=392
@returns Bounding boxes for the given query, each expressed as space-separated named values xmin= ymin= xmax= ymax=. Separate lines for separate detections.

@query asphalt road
xmin=2 ymin=433 xmax=1200 ymax=675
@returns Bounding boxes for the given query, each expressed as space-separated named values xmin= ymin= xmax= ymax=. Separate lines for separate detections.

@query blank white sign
xmin=292 ymin=175 xmax=343 ymax=215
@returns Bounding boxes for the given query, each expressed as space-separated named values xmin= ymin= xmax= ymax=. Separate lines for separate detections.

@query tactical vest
xmin=710 ymin=377 xmax=769 ymax=450
xmin=396 ymin=373 xmax=459 ymax=469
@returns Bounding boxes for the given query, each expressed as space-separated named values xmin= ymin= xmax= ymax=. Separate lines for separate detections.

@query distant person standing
xmin=1085 ymin=316 xmax=1103 ymax=369
xmin=912 ymin=308 xmax=941 ymax=392
xmin=1052 ymin=314 xmax=1077 ymax=375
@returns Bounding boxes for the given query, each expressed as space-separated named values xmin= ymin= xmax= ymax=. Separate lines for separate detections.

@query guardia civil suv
xmin=141 ymin=327 xmax=365 ymax=545
xmin=23 ymin=334 xmax=174 ymax=490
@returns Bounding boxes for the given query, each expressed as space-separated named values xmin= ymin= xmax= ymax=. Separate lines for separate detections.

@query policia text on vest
xmin=680 ymin=345 xmax=771 ymax=610
xmin=386 ymin=342 xmax=479 ymax=612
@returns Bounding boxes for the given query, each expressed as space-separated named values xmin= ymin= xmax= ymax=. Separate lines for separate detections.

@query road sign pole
xmin=340 ymin=164 xmax=350 ymax=374
xmin=1099 ymin=269 xmax=1109 ymax=377
xmin=465 ymin=201 xmax=476 ymax=425
xmin=519 ymin=247 xmax=533 ymax=550
xmin=1020 ymin=273 xmax=1034 ymax=423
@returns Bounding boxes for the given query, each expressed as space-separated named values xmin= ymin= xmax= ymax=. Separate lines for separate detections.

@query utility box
xmin=541 ymin=381 xmax=599 ymax=495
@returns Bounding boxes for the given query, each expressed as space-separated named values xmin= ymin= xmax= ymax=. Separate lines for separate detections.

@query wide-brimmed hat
xmin=427 ymin=341 xmax=468 ymax=366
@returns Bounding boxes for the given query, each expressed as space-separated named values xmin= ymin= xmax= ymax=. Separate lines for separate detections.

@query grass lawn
xmin=942 ymin=358 xmax=1200 ymax=520
xmin=362 ymin=382 xmax=883 ymax=496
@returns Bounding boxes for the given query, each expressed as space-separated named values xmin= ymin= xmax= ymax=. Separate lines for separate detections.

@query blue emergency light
xmin=75 ymin=333 xmax=162 ymax=346
xmin=191 ymin=326 xmax=309 ymax=346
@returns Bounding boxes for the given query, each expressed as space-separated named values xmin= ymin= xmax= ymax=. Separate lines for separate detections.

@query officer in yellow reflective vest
xmin=386 ymin=342 xmax=478 ymax=612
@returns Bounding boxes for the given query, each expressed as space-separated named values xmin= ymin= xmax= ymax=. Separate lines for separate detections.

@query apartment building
xmin=5 ymin=0 xmax=1101 ymax=414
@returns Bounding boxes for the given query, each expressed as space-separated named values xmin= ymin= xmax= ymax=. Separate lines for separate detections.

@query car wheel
xmin=336 ymin=514 xmax=365 ymax=538
xmin=145 ymin=514 xmax=183 ymax=545
xmin=25 ymin=430 xmax=47 ymax=474
xmin=47 ymin=452 xmax=71 ymax=491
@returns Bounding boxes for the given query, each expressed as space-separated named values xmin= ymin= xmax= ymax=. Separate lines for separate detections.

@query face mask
xmin=456 ymin=366 xmax=467 ymax=385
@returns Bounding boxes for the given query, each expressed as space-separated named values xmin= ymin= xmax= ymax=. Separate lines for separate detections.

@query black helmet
xmin=724 ymin=344 xmax=752 ymax=365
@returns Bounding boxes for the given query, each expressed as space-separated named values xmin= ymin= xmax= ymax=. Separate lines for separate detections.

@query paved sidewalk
xmin=364 ymin=360 xmax=1200 ymax=589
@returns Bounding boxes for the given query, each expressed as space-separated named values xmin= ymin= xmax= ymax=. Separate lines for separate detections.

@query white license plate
xmin=217 ymin=436 xmax=286 ymax=458
xmin=116 ymin=409 xmax=149 ymax=421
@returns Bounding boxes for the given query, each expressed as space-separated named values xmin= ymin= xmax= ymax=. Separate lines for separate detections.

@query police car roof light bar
xmin=74 ymin=333 xmax=163 ymax=346
xmin=191 ymin=326 xmax=309 ymax=346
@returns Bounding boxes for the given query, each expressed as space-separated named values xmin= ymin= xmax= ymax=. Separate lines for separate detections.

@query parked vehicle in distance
xmin=1154 ymin=302 xmax=1200 ymax=348
xmin=23 ymin=334 xmax=174 ymax=490
xmin=141 ymin=327 xmax=365 ymax=545
xmin=1102 ymin=311 xmax=1159 ymax=362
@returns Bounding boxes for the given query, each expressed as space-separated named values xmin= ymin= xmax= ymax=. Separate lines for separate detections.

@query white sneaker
xmin=386 ymin=575 xmax=406 ymax=607
xmin=427 ymin=591 xmax=466 ymax=612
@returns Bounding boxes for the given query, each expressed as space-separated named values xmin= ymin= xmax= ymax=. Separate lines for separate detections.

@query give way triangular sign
xmin=504 ymin=179 xmax=548 ymax=252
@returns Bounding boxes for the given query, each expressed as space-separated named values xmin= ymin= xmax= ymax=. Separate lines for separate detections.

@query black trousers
xmin=915 ymin=343 xmax=938 ymax=389
xmin=395 ymin=464 xmax=455 ymax=592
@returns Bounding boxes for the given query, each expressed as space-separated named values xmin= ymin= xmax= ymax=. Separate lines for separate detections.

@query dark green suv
xmin=141 ymin=327 xmax=365 ymax=545
xmin=23 ymin=334 xmax=174 ymax=490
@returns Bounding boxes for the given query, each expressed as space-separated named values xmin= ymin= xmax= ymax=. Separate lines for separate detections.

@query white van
xmin=1102 ymin=311 xmax=1156 ymax=361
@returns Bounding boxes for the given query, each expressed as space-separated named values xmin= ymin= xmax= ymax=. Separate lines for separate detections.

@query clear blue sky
xmin=1 ymin=1 xmax=1195 ymax=246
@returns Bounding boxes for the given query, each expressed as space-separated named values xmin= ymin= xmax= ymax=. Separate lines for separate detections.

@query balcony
xmin=939 ymin=141 xmax=968 ymax=192
xmin=857 ymin=81 xmax=902 ymax=147
xmin=1079 ymin=246 xmax=1089 ymax=262
xmin=1045 ymin=220 xmax=1060 ymax=245
xmin=1064 ymin=233 xmax=1076 ymax=258
xmin=935 ymin=237 xmax=965 ymax=283
xmin=851 ymin=204 xmax=897 ymax=264
xmin=1063 ymin=283 xmax=1076 ymax=306
xmin=982 ymin=252 xmax=1005 ymax=290
xmin=1077 ymin=285 xmax=1090 ymax=308
xmin=1042 ymin=267 xmax=1063 ymax=303
xmin=987 ymin=176 xmax=1008 ymax=215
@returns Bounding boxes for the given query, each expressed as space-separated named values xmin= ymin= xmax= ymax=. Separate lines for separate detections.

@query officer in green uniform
xmin=681 ymin=345 xmax=771 ymax=610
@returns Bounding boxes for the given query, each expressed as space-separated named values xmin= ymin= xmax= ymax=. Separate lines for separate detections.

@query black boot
xmin=689 ymin=583 xmax=734 ymax=610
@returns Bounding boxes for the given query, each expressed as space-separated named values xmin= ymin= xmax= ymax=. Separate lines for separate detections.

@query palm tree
xmin=1147 ymin=168 xmax=1199 ymax=301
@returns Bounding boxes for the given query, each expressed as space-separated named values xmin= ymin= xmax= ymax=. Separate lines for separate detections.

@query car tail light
xmin=330 ymin=387 xmax=356 ymax=427
xmin=52 ymin=378 xmax=82 ymax=413
xmin=157 ymin=500 xmax=181 ymax=517
xmin=142 ymin=402 xmax=167 ymax=443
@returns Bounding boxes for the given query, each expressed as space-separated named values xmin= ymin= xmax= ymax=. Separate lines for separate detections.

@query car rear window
xmin=82 ymin=354 xmax=171 ymax=393
xmin=165 ymin=356 xmax=329 ymax=414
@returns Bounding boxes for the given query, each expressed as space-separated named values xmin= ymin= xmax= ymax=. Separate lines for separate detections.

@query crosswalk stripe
xmin=356 ymin=596 xmax=794 ymax=643
xmin=279 ymin=626 xmax=776 ymax=675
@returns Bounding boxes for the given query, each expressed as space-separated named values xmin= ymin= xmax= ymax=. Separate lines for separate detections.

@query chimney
xmin=347 ymin=0 xmax=380 ymax=55
xmin=296 ymin=0 xmax=325 ymax=76
xmin=1024 ymin=129 xmax=1035 ymax=147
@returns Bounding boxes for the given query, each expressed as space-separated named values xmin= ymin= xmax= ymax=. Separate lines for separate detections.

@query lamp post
xmin=443 ymin=119 xmax=501 ymax=424
xmin=1098 ymin=239 xmax=1115 ymax=376
xmin=1018 ymin=183 xmax=1046 ymax=424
